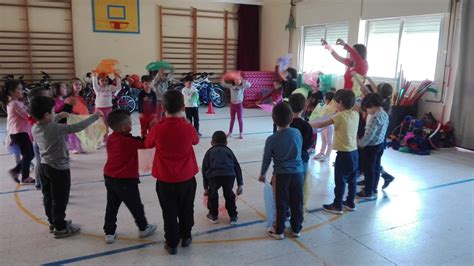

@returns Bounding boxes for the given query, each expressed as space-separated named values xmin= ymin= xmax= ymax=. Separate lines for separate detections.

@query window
xmin=366 ymin=15 xmax=443 ymax=80
xmin=301 ymin=23 xmax=349 ymax=75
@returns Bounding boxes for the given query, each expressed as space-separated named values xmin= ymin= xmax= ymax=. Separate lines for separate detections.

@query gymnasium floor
xmin=0 ymin=106 xmax=473 ymax=265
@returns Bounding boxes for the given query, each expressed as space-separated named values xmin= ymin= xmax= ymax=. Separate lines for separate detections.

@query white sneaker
xmin=318 ymin=155 xmax=329 ymax=162
xmin=267 ymin=229 xmax=284 ymax=240
xmin=139 ymin=224 xmax=157 ymax=238
xmin=313 ymin=153 xmax=324 ymax=160
xmin=292 ymin=231 xmax=301 ymax=238
xmin=105 ymin=234 xmax=117 ymax=244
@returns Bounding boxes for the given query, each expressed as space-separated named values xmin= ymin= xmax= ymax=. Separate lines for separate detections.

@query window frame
xmin=364 ymin=14 xmax=447 ymax=83
xmin=299 ymin=22 xmax=349 ymax=75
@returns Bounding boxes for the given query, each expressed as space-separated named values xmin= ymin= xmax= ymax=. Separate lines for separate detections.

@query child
xmin=221 ymin=76 xmax=251 ymax=139
xmin=103 ymin=110 xmax=156 ymax=243
xmin=27 ymin=87 xmax=51 ymax=189
xmin=137 ymin=75 xmax=157 ymax=138
xmin=256 ymin=80 xmax=283 ymax=133
xmin=151 ymin=69 xmax=173 ymax=122
xmin=288 ymin=94 xmax=314 ymax=211
xmin=258 ymin=102 xmax=304 ymax=240
xmin=30 ymin=96 xmax=101 ymax=238
xmin=356 ymin=93 xmax=389 ymax=199
xmin=202 ymin=131 xmax=243 ymax=224
xmin=1 ymin=80 xmax=35 ymax=184
xmin=322 ymin=38 xmax=368 ymax=90
xmin=91 ymin=71 xmax=121 ymax=141
xmin=276 ymin=66 xmax=298 ymax=99
xmin=310 ymin=90 xmax=359 ymax=214
xmin=145 ymin=90 xmax=198 ymax=255
xmin=304 ymin=77 xmax=324 ymax=120
xmin=50 ymin=82 xmax=69 ymax=113
xmin=182 ymin=76 xmax=201 ymax=136
xmin=64 ymin=78 xmax=91 ymax=154
xmin=314 ymin=91 xmax=335 ymax=162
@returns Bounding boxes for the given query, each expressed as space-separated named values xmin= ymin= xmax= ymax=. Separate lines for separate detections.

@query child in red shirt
xmin=137 ymin=75 xmax=157 ymax=138
xmin=145 ymin=90 xmax=199 ymax=255
xmin=103 ymin=110 xmax=156 ymax=244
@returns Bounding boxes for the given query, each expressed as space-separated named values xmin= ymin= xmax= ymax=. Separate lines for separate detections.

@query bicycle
xmin=170 ymin=72 xmax=227 ymax=108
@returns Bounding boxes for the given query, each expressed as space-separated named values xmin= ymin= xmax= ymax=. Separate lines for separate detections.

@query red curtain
xmin=237 ymin=4 xmax=260 ymax=71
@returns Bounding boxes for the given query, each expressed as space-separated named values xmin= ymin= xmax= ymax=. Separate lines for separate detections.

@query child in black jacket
xmin=202 ymin=131 xmax=243 ymax=225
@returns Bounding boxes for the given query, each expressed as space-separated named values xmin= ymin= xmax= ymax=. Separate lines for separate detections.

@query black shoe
xmin=356 ymin=190 xmax=376 ymax=200
xmin=382 ymin=174 xmax=395 ymax=189
xmin=181 ymin=237 xmax=192 ymax=247
xmin=322 ymin=203 xmax=343 ymax=214
xmin=9 ymin=170 xmax=20 ymax=184
xmin=342 ymin=201 xmax=356 ymax=211
xmin=49 ymin=220 xmax=72 ymax=233
xmin=164 ymin=244 xmax=177 ymax=255
xmin=206 ymin=213 xmax=218 ymax=224
xmin=357 ymin=180 xmax=365 ymax=186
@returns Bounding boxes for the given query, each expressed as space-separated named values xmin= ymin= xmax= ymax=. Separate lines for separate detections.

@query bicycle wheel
xmin=210 ymin=86 xmax=226 ymax=108
xmin=117 ymin=95 xmax=136 ymax=113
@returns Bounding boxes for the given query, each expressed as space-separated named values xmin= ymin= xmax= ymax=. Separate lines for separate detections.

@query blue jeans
xmin=333 ymin=151 xmax=359 ymax=208
xmin=362 ymin=143 xmax=384 ymax=194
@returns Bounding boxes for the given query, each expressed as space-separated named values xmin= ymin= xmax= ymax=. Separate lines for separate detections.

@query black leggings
xmin=10 ymin=132 xmax=34 ymax=179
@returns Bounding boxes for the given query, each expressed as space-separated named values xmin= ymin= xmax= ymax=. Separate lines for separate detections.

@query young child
xmin=151 ymin=69 xmax=173 ymax=122
xmin=222 ymin=76 xmax=251 ymax=139
xmin=310 ymin=90 xmax=359 ymax=214
xmin=137 ymin=75 xmax=157 ymax=138
xmin=356 ymin=93 xmax=389 ymax=199
xmin=314 ymin=91 xmax=335 ymax=162
xmin=50 ymin=82 xmax=69 ymax=113
xmin=276 ymin=66 xmax=298 ymax=99
xmin=304 ymin=78 xmax=324 ymax=120
xmin=258 ymin=102 xmax=304 ymax=240
xmin=202 ymin=131 xmax=243 ymax=224
xmin=103 ymin=110 xmax=157 ymax=244
xmin=30 ymin=96 xmax=101 ymax=238
xmin=91 ymin=71 xmax=121 ymax=141
xmin=145 ymin=90 xmax=198 ymax=255
xmin=257 ymin=80 xmax=283 ymax=105
xmin=182 ymin=76 xmax=201 ymax=136
xmin=64 ymin=78 xmax=91 ymax=154
xmin=27 ymin=87 xmax=51 ymax=189
xmin=1 ymin=80 xmax=35 ymax=184
xmin=288 ymin=94 xmax=314 ymax=211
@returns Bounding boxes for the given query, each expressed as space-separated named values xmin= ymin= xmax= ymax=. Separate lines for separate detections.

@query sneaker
xmin=238 ymin=134 xmax=243 ymax=139
xmin=35 ymin=184 xmax=41 ymax=190
xmin=105 ymin=234 xmax=117 ymax=244
xmin=53 ymin=224 xmax=81 ymax=238
xmin=318 ymin=155 xmax=329 ymax=162
xmin=71 ymin=150 xmax=81 ymax=154
xmin=230 ymin=216 xmax=238 ymax=225
xmin=313 ymin=153 xmax=324 ymax=160
xmin=181 ymin=237 xmax=192 ymax=247
xmin=139 ymin=224 xmax=157 ymax=238
xmin=267 ymin=229 xmax=284 ymax=240
xmin=207 ymin=214 xmax=218 ymax=224
xmin=50 ymin=219 xmax=72 ymax=233
xmin=164 ymin=244 xmax=177 ymax=255
xmin=197 ymin=132 xmax=202 ymax=137
xmin=356 ymin=190 xmax=376 ymax=200
xmin=292 ymin=230 xmax=301 ymax=238
xmin=308 ymin=148 xmax=315 ymax=154
xmin=322 ymin=203 xmax=343 ymax=215
xmin=342 ymin=201 xmax=356 ymax=211
xmin=9 ymin=170 xmax=20 ymax=184
xmin=21 ymin=177 xmax=35 ymax=185
xmin=357 ymin=180 xmax=365 ymax=186
xmin=382 ymin=174 xmax=395 ymax=189
xmin=226 ymin=132 xmax=232 ymax=138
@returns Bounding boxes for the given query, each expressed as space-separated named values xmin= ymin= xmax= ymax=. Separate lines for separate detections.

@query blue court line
xmin=42 ymin=220 xmax=264 ymax=266
xmin=306 ymin=178 xmax=474 ymax=213
xmin=38 ymin=177 xmax=473 ymax=265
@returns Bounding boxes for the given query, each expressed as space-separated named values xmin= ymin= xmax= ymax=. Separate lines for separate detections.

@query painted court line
xmin=42 ymin=220 xmax=264 ymax=266
xmin=35 ymin=177 xmax=473 ymax=265
xmin=200 ymin=130 xmax=273 ymax=139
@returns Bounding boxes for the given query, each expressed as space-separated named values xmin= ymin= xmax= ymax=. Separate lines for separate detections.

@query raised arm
xmin=275 ymin=65 xmax=285 ymax=82
xmin=91 ymin=72 xmax=100 ymax=94
xmin=55 ymin=113 xmax=100 ymax=135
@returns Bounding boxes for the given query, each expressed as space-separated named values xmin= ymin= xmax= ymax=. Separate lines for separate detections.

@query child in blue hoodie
xmin=202 ymin=131 xmax=243 ymax=225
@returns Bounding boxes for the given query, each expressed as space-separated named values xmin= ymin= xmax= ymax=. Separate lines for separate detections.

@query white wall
xmin=71 ymin=0 xmax=238 ymax=77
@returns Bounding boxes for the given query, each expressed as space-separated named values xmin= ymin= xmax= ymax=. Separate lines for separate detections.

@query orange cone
xmin=206 ymin=103 xmax=215 ymax=114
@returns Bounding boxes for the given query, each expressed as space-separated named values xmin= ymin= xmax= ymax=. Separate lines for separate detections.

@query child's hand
xmin=320 ymin=38 xmax=328 ymax=46
xmin=203 ymin=189 xmax=209 ymax=196
xmin=57 ymin=112 xmax=69 ymax=119
xmin=336 ymin=38 xmax=346 ymax=46
xmin=113 ymin=71 xmax=121 ymax=79
xmin=255 ymin=101 xmax=261 ymax=105
xmin=91 ymin=71 xmax=97 ymax=77
xmin=236 ymin=186 xmax=243 ymax=195
xmin=94 ymin=110 xmax=104 ymax=118
xmin=258 ymin=175 xmax=265 ymax=183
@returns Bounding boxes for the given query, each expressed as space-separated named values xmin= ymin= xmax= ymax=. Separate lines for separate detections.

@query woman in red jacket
xmin=322 ymin=38 xmax=368 ymax=90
